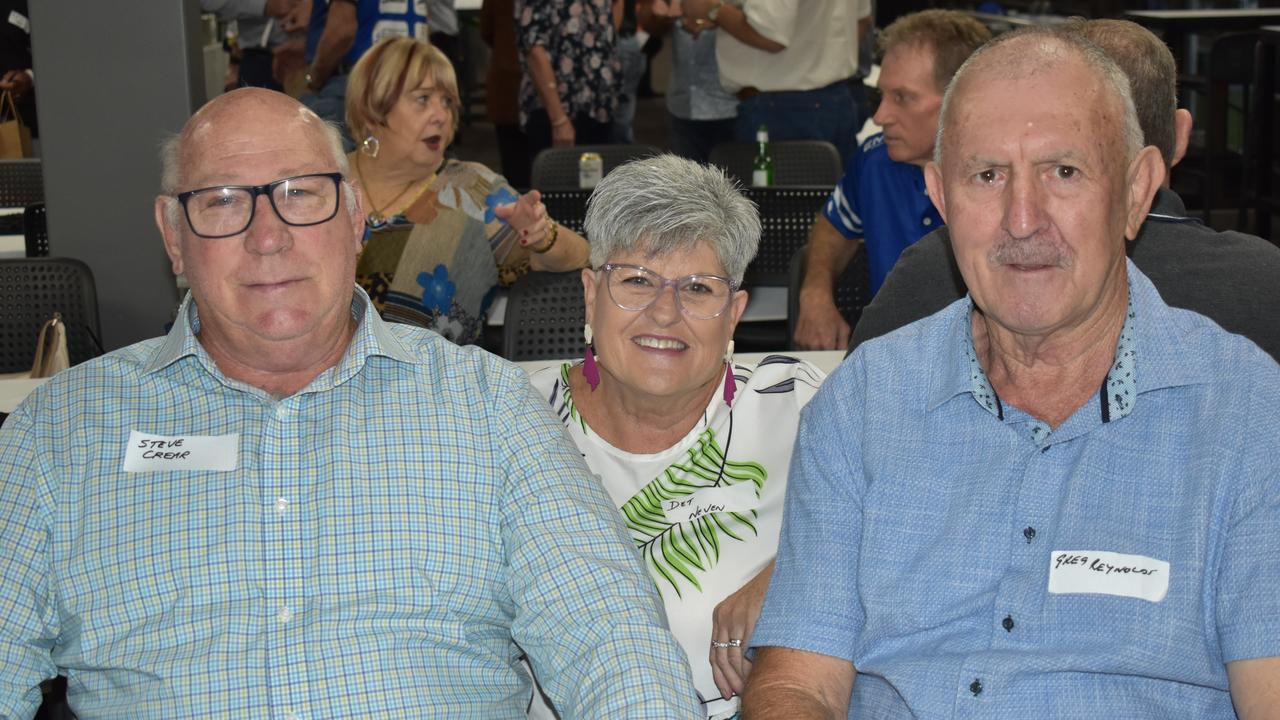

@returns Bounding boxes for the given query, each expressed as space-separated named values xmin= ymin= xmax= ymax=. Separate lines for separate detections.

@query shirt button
xmin=1023 ymin=526 xmax=1037 ymax=542
xmin=970 ymin=678 xmax=983 ymax=696
xmin=283 ymin=714 xmax=299 ymax=720
xmin=277 ymin=605 xmax=293 ymax=623
xmin=922 ymin=216 xmax=933 ymax=226
xmin=1002 ymin=615 xmax=1015 ymax=632
xmin=274 ymin=497 xmax=290 ymax=515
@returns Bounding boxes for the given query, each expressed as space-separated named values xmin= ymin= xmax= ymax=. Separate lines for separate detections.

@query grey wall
xmin=29 ymin=1 xmax=205 ymax=350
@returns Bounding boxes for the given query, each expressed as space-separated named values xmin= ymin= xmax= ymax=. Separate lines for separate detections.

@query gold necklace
xmin=356 ymin=154 xmax=437 ymax=228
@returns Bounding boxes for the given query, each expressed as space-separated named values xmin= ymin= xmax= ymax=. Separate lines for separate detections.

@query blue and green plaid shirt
xmin=0 ymin=288 xmax=699 ymax=719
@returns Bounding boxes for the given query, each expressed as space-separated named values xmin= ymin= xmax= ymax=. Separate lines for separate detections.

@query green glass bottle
xmin=752 ymin=124 xmax=774 ymax=187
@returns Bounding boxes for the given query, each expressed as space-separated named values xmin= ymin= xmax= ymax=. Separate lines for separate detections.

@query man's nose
xmin=243 ymin=193 xmax=292 ymax=255
xmin=1002 ymin=171 xmax=1049 ymax=240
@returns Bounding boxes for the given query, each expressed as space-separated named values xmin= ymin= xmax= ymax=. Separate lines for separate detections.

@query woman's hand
xmin=710 ymin=560 xmax=775 ymax=699
xmin=494 ymin=190 xmax=551 ymax=250
xmin=551 ymin=117 xmax=576 ymax=147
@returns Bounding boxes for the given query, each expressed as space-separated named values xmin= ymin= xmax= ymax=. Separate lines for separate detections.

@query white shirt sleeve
xmin=741 ymin=0 xmax=800 ymax=48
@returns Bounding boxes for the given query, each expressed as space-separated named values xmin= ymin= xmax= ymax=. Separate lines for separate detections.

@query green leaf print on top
xmin=620 ymin=428 xmax=768 ymax=597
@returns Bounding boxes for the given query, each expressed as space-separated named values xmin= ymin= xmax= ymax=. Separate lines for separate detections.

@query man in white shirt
xmin=682 ymin=0 xmax=871 ymax=162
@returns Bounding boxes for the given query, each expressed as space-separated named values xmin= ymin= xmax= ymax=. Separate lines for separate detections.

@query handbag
xmin=29 ymin=312 xmax=70 ymax=379
xmin=0 ymin=90 xmax=33 ymax=159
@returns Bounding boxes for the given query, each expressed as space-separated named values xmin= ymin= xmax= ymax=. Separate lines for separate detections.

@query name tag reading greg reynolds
xmin=123 ymin=431 xmax=238 ymax=472
xmin=1048 ymin=550 xmax=1170 ymax=603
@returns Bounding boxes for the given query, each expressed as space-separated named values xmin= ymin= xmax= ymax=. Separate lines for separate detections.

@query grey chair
xmin=0 ymin=158 xmax=44 ymax=207
xmin=709 ymin=140 xmax=844 ymax=188
xmin=742 ymin=186 xmax=832 ymax=287
xmin=531 ymin=144 xmax=662 ymax=190
xmin=501 ymin=270 xmax=586 ymax=361
xmin=0 ymin=257 xmax=102 ymax=373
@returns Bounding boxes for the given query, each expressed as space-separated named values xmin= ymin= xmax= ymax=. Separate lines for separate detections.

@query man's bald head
xmin=159 ymin=88 xmax=348 ymax=201
xmin=935 ymin=28 xmax=1144 ymax=171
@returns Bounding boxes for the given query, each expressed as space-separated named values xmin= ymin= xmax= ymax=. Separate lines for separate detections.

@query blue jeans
xmin=612 ymin=34 xmax=647 ymax=144
xmin=301 ymin=74 xmax=353 ymax=151
xmin=734 ymin=80 xmax=858 ymax=165
xmin=668 ymin=113 xmax=736 ymax=164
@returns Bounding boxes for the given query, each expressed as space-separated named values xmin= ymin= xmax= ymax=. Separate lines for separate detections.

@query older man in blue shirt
xmin=745 ymin=28 xmax=1280 ymax=718
xmin=0 ymin=88 xmax=698 ymax=719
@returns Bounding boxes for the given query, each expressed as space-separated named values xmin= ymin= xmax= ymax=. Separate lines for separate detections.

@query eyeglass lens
xmin=183 ymin=174 xmax=339 ymax=238
xmin=606 ymin=265 xmax=733 ymax=319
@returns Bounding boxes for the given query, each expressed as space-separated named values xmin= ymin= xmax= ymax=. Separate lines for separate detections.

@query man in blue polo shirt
xmin=793 ymin=10 xmax=988 ymax=350
xmin=745 ymin=28 xmax=1280 ymax=718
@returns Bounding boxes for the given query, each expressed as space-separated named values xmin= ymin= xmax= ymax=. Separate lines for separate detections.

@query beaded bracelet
xmin=532 ymin=221 xmax=559 ymax=254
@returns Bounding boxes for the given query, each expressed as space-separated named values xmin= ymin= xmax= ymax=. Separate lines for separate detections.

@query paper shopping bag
xmin=0 ymin=90 xmax=32 ymax=159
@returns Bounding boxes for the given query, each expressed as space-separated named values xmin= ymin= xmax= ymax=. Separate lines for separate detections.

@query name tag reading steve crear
xmin=123 ymin=430 xmax=238 ymax=473
xmin=1048 ymin=549 xmax=1170 ymax=603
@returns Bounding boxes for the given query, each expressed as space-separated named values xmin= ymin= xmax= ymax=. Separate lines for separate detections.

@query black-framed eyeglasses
xmin=599 ymin=263 xmax=739 ymax=320
xmin=176 ymin=172 xmax=344 ymax=239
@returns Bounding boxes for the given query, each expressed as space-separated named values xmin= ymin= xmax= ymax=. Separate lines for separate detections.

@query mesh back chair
xmin=538 ymin=190 xmax=595 ymax=236
xmin=0 ymin=257 xmax=102 ymax=373
xmin=786 ymin=244 xmax=872 ymax=350
xmin=501 ymin=270 xmax=586 ymax=361
xmin=709 ymin=140 xmax=844 ymax=187
xmin=24 ymin=202 xmax=48 ymax=257
xmin=742 ymin=186 xmax=831 ymax=286
xmin=531 ymin=144 xmax=662 ymax=190
xmin=0 ymin=158 xmax=44 ymax=207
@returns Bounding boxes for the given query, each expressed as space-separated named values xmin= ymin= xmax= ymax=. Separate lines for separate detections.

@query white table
xmin=0 ymin=208 xmax=24 ymax=258
xmin=0 ymin=376 xmax=47 ymax=414
xmin=515 ymin=350 xmax=845 ymax=379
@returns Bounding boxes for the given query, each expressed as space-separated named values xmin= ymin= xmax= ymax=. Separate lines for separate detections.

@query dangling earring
xmin=582 ymin=323 xmax=601 ymax=391
xmin=722 ymin=339 xmax=736 ymax=406
xmin=360 ymin=135 xmax=380 ymax=158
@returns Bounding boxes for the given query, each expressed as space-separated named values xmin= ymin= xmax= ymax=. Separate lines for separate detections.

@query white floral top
xmin=529 ymin=356 xmax=825 ymax=718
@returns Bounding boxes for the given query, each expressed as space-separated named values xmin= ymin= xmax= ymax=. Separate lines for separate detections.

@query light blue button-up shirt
xmin=753 ymin=262 xmax=1280 ymax=717
xmin=0 ymin=288 xmax=699 ymax=719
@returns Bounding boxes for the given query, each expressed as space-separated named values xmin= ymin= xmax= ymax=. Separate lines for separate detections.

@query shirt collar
xmin=142 ymin=284 xmax=420 ymax=383
xmin=927 ymin=260 xmax=1190 ymax=437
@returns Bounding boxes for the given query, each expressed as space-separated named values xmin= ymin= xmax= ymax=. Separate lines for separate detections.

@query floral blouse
xmin=356 ymin=159 xmax=532 ymax=346
xmin=514 ymin=0 xmax=621 ymax=127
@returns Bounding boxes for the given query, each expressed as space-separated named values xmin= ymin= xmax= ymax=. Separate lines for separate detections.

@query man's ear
xmin=155 ymin=196 xmax=184 ymax=276
xmin=924 ymin=160 xmax=947 ymax=222
xmin=1124 ymin=146 xmax=1164 ymax=241
xmin=1169 ymin=108 xmax=1192 ymax=171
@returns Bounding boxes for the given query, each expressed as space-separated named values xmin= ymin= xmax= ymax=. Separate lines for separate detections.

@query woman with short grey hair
xmin=527 ymin=155 xmax=826 ymax=719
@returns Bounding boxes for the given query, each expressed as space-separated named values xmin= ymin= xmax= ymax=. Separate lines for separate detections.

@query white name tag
xmin=123 ymin=431 xmax=238 ymax=473
xmin=1048 ymin=550 xmax=1170 ymax=603
xmin=8 ymin=10 xmax=29 ymax=33
xmin=661 ymin=482 xmax=759 ymax=524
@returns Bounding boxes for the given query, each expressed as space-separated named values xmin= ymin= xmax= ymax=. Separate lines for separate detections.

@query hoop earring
xmin=583 ymin=323 xmax=600 ymax=391
xmin=722 ymin=339 xmax=736 ymax=406
xmin=360 ymin=135 xmax=380 ymax=158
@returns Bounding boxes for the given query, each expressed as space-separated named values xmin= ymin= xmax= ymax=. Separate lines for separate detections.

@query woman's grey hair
xmin=582 ymin=154 xmax=760 ymax=282
xmin=935 ymin=27 xmax=1144 ymax=167
xmin=158 ymin=118 xmax=354 ymax=228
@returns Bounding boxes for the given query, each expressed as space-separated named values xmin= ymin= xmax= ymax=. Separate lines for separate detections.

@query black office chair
xmin=709 ymin=140 xmax=844 ymax=188
xmin=0 ymin=158 xmax=44 ymax=207
xmin=501 ymin=270 xmax=586 ymax=361
xmin=537 ymin=189 xmax=595 ymax=236
xmin=24 ymin=202 xmax=48 ymax=257
xmin=742 ymin=187 xmax=831 ymax=287
xmin=531 ymin=144 xmax=662 ymax=190
xmin=786 ymin=244 xmax=872 ymax=350
xmin=0 ymin=258 xmax=103 ymax=373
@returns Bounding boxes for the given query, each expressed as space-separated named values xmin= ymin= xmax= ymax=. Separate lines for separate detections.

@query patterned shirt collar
xmin=959 ymin=278 xmax=1138 ymax=446
xmin=142 ymin=285 xmax=419 ymax=386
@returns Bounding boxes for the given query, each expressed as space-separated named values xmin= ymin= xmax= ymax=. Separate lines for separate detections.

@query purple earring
xmin=583 ymin=323 xmax=600 ymax=391
xmin=723 ymin=340 xmax=736 ymax=406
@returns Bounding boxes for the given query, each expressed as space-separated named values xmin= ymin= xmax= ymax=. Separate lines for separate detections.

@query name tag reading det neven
xmin=123 ymin=431 xmax=239 ymax=472
xmin=661 ymin=482 xmax=760 ymax=524
xmin=1048 ymin=549 xmax=1170 ymax=603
